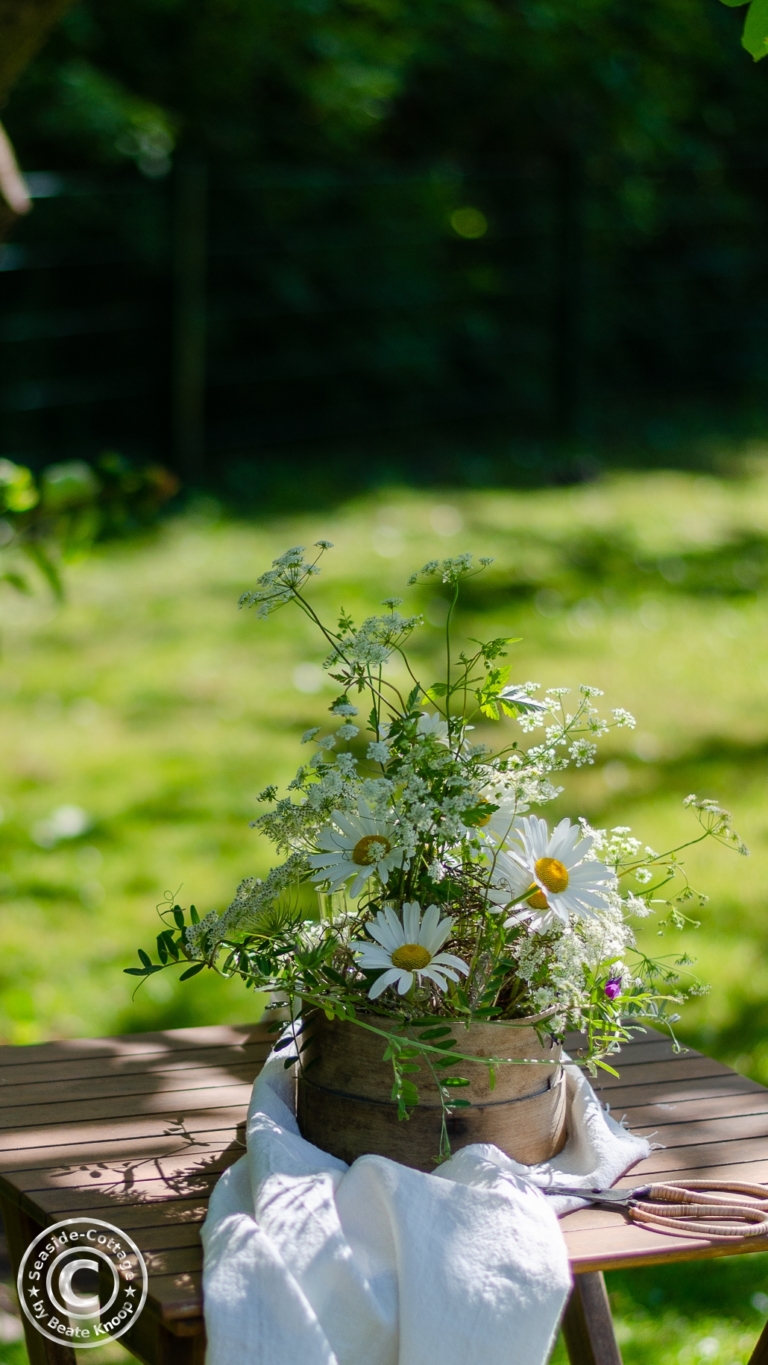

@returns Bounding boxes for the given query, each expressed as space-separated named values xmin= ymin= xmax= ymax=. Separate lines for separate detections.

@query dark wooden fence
xmin=1 ymin=156 xmax=766 ymax=494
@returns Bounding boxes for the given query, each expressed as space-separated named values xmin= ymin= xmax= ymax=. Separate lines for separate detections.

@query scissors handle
xmin=632 ymin=1180 xmax=768 ymax=1239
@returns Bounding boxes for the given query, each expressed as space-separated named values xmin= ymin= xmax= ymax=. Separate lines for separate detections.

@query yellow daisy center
xmin=391 ymin=943 xmax=431 ymax=970
xmin=352 ymin=834 xmax=392 ymax=866
xmin=534 ymin=856 xmax=569 ymax=894
xmin=526 ymin=887 xmax=550 ymax=911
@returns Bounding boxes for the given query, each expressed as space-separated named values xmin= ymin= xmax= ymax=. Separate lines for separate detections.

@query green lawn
xmin=3 ymin=462 xmax=768 ymax=1361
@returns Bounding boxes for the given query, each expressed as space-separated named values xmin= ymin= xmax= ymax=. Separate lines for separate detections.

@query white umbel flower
xmin=308 ymin=800 xmax=404 ymax=896
xmin=351 ymin=901 xmax=469 ymax=998
xmin=489 ymin=816 xmax=616 ymax=931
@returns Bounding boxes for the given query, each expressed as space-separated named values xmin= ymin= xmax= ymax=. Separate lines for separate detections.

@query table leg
xmin=0 ymin=1196 xmax=76 ymax=1365
xmin=748 ymin=1318 xmax=768 ymax=1365
xmin=561 ymin=1271 xmax=623 ymax=1365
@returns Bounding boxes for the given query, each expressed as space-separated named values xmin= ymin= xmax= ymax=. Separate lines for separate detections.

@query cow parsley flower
xmin=331 ymin=699 xmax=359 ymax=717
xmin=308 ymin=800 xmax=405 ymax=895
xmin=351 ymin=902 xmax=468 ymax=998
xmin=612 ymin=708 xmax=636 ymax=728
xmin=367 ymin=740 xmax=391 ymax=763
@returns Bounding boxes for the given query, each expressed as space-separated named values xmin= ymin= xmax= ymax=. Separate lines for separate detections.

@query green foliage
xmin=720 ymin=0 xmax=768 ymax=61
xmin=5 ymin=0 xmax=765 ymax=185
xmin=0 ymin=453 xmax=178 ymax=600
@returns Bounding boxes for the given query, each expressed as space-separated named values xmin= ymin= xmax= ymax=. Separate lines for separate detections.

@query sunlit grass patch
xmin=1 ymin=464 xmax=768 ymax=1054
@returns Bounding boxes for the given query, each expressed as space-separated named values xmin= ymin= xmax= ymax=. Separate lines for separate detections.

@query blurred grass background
xmin=3 ymin=461 xmax=768 ymax=1360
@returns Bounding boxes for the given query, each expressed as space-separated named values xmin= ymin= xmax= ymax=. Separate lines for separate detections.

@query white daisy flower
xmin=471 ymin=792 xmax=527 ymax=844
xmin=489 ymin=815 xmax=616 ymax=931
xmin=351 ymin=901 xmax=469 ymax=999
xmin=485 ymin=846 xmax=532 ymax=907
xmin=417 ymin=711 xmax=449 ymax=743
xmin=308 ymin=800 xmax=405 ymax=896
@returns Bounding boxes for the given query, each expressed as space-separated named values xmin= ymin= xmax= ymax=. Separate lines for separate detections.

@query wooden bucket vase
xmin=296 ymin=1013 xmax=567 ymax=1171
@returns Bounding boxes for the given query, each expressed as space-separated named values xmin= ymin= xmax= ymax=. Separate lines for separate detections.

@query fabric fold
xmin=202 ymin=1046 xmax=650 ymax=1365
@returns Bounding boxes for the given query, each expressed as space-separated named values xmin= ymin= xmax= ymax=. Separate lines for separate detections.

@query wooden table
xmin=0 ymin=1023 xmax=767 ymax=1365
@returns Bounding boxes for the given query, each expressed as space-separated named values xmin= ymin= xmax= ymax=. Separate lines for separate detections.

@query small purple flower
xmin=604 ymin=976 xmax=622 ymax=1001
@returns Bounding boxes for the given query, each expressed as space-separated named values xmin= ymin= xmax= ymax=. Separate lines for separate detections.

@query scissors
xmin=543 ymin=1179 xmax=768 ymax=1239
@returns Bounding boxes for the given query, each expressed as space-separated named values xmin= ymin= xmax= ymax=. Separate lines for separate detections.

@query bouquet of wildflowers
xmin=129 ymin=543 xmax=746 ymax=1108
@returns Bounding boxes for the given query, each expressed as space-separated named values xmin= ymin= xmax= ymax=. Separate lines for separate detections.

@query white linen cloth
xmin=202 ymin=1047 xmax=650 ymax=1365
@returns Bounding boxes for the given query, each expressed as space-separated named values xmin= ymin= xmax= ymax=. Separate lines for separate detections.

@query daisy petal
xmin=383 ymin=904 xmax=405 ymax=940
xmin=368 ymin=919 xmax=401 ymax=953
xmin=403 ymin=902 xmax=421 ymax=942
xmin=420 ymin=903 xmax=440 ymax=943
xmin=350 ymin=865 xmax=375 ymax=897
xmin=355 ymin=946 xmax=396 ymax=969
xmin=368 ymin=968 xmax=403 ymax=1000
xmin=420 ymin=968 xmax=450 ymax=990
xmin=432 ymin=952 xmax=469 ymax=975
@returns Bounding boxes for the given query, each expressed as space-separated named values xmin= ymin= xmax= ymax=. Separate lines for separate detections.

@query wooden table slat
xmin=1 ymin=1021 xmax=767 ymax=1346
xmin=0 ymin=1109 xmax=250 ymax=1159
xmin=0 ymin=1050 xmax=268 ymax=1095
xmin=589 ymin=1072 xmax=764 ymax=1109
xmin=0 ymin=1082 xmax=256 ymax=1131
xmin=588 ymin=1059 xmax=741 ymax=1094
xmin=0 ymin=1024 xmax=271 ymax=1068
xmin=616 ymin=1095 xmax=768 ymax=1134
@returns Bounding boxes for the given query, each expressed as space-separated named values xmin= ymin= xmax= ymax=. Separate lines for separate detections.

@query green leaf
xmin=743 ymin=0 xmax=768 ymax=57
xmin=138 ymin=949 xmax=152 ymax=969
xmin=416 ymin=1026 xmax=453 ymax=1040
xmin=441 ymin=1076 xmax=470 ymax=1087
xmin=178 ymin=962 xmax=205 ymax=981
xmin=1 ymin=571 xmax=30 ymax=594
xmin=461 ymin=801 xmax=499 ymax=828
xmin=594 ymin=1058 xmax=620 ymax=1078
xmin=156 ymin=934 xmax=168 ymax=965
xmin=273 ymin=1035 xmax=295 ymax=1052
xmin=445 ymin=1098 xmax=472 ymax=1109
xmin=173 ymin=907 xmax=186 ymax=930
xmin=190 ymin=905 xmax=199 ymax=924
xmin=425 ymin=682 xmax=448 ymax=698
xmin=24 ymin=542 xmax=63 ymax=601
